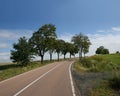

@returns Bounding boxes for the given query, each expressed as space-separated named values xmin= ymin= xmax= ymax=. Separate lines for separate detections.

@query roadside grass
xmin=0 ymin=60 xmax=54 ymax=81
xmin=90 ymin=81 xmax=116 ymax=96
xmin=73 ymin=54 xmax=120 ymax=96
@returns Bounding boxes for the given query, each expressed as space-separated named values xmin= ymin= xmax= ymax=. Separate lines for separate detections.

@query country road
xmin=0 ymin=61 xmax=75 ymax=96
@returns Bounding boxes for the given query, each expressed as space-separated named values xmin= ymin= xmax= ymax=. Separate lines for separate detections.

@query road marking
xmin=13 ymin=63 xmax=61 ymax=96
xmin=69 ymin=62 xmax=76 ymax=96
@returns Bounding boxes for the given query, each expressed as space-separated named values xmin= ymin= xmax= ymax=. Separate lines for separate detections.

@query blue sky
xmin=0 ymin=0 xmax=120 ymax=62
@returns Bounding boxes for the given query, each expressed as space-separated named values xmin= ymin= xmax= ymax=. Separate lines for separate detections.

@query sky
xmin=0 ymin=0 xmax=120 ymax=62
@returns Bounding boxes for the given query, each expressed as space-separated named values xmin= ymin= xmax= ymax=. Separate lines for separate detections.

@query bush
xmin=80 ymin=56 xmax=117 ymax=72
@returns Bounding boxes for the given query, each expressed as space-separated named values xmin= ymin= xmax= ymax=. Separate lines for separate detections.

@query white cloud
xmin=97 ymin=27 xmax=120 ymax=33
xmin=0 ymin=30 xmax=19 ymax=39
xmin=0 ymin=52 xmax=11 ymax=63
xmin=87 ymin=33 xmax=120 ymax=56
xmin=0 ymin=29 xmax=33 ymax=39
xmin=58 ymin=32 xmax=74 ymax=42
xmin=0 ymin=43 xmax=8 ymax=48
xmin=112 ymin=27 xmax=120 ymax=32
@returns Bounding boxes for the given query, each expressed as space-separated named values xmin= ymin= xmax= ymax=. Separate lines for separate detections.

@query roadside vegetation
xmin=73 ymin=54 xmax=120 ymax=96
xmin=0 ymin=60 xmax=53 ymax=81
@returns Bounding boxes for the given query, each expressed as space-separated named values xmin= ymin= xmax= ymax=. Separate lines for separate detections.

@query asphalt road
xmin=0 ymin=61 xmax=75 ymax=96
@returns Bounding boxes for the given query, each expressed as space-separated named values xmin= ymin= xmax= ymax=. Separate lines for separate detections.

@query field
xmin=73 ymin=54 xmax=120 ymax=96
xmin=101 ymin=54 xmax=120 ymax=65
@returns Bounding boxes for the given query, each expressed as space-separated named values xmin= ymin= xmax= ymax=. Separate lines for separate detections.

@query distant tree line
xmin=10 ymin=24 xmax=91 ymax=65
xmin=96 ymin=46 xmax=109 ymax=54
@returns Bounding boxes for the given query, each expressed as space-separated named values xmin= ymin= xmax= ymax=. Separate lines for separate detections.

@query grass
xmin=90 ymin=81 xmax=116 ymax=96
xmin=73 ymin=54 xmax=120 ymax=96
xmin=0 ymin=60 xmax=54 ymax=81
xmin=99 ymin=54 xmax=120 ymax=65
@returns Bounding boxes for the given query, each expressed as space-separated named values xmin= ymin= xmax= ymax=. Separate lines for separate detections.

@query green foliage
xmin=54 ymin=39 xmax=65 ymax=61
xmin=109 ymin=70 xmax=120 ymax=90
xmin=30 ymin=24 xmax=56 ymax=63
xmin=72 ymin=33 xmax=91 ymax=59
xmin=96 ymin=46 xmax=109 ymax=54
xmin=80 ymin=56 xmax=117 ymax=72
xmin=10 ymin=37 xmax=34 ymax=65
xmin=90 ymin=81 xmax=116 ymax=96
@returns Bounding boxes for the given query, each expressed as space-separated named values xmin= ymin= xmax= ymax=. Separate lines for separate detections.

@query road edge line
xmin=69 ymin=61 xmax=76 ymax=96
xmin=13 ymin=63 xmax=61 ymax=96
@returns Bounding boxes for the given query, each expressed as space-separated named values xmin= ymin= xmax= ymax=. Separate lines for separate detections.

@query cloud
xmin=112 ymin=27 xmax=120 ymax=32
xmin=97 ymin=27 xmax=120 ymax=33
xmin=0 ymin=30 xmax=17 ymax=38
xmin=58 ymin=32 xmax=74 ymax=42
xmin=0 ymin=29 xmax=33 ymax=39
xmin=88 ymin=30 xmax=120 ymax=55
xmin=0 ymin=52 xmax=11 ymax=63
xmin=0 ymin=43 xmax=8 ymax=48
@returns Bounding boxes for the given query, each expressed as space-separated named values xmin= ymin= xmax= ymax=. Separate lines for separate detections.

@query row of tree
xmin=10 ymin=24 xmax=91 ymax=65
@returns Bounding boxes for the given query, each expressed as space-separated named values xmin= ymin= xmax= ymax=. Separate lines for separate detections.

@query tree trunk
xmin=57 ymin=53 xmax=59 ymax=61
xmin=41 ymin=55 xmax=44 ymax=64
xmin=50 ymin=53 xmax=52 ymax=61
xmin=64 ymin=54 xmax=66 ymax=59
xmin=84 ymin=53 xmax=85 ymax=58
xmin=70 ymin=53 xmax=71 ymax=59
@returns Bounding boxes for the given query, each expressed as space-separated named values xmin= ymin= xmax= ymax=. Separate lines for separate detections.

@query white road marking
xmin=69 ymin=62 xmax=76 ymax=96
xmin=13 ymin=63 xmax=61 ymax=96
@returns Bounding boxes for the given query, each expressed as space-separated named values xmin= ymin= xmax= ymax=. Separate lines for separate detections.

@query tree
xmin=55 ymin=39 xmax=64 ymax=61
xmin=68 ymin=43 xmax=78 ymax=59
xmin=96 ymin=46 xmax=109 ymax=54
xmin=83 ymin=36 xmax=91 ymax=57
xmin=30 ymin=24 xmax=56 ymax=63
xmin=72 ymin=33 xmax=91 ymax=60
xmin=47 ymin=38 xmax=56 ymax=61
xmin=62 ymin=42 xmax=70 ymax=59
xmin=10 ymin=37 xmax=34 ymax=65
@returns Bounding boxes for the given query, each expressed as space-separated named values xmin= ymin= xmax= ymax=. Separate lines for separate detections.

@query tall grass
xmin=80 ymin=56 xmax=117 ymax=72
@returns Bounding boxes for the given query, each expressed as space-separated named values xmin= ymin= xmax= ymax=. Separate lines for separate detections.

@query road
xmin=0 ymin=61 xmax=75 ymax=96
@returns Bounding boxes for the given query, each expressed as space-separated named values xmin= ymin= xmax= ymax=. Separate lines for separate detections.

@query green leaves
xmin=30 ymin=24 xmax=57 ymax=63
xmin=10 ymin=37 xmax=34 ymax=65
xmin=72 ymin=33 xmax=91 ymax=59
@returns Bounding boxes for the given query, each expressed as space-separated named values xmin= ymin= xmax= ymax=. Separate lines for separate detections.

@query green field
xmin=100 ymin=54 xmax=120 ymax=65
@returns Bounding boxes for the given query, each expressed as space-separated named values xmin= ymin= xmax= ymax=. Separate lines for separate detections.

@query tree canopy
xmin=10 ymin=37 xmax=34 ymax=65
xmin=96 ymin=46 xmax=109 ymax=54
xmin=10 ymin=24 xmax=91 ymax=64
xmin=72 ymin=33 xmax=91 ymax=60
xmin=29 ymin=24 xmax=56 ymax=63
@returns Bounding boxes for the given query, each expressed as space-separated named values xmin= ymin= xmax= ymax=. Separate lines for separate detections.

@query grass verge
xmin=0 ymin=60 xmax=54 ymax=81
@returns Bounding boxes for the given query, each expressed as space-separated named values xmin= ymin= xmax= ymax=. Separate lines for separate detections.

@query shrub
xmin=80 ymin=56 xmax=117 ymax=72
